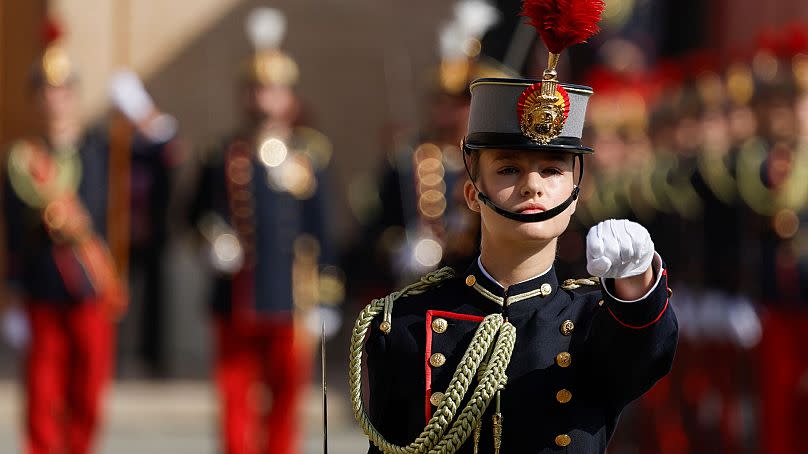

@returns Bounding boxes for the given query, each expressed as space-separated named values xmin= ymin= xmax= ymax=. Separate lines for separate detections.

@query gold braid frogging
xmin=349 ymin=267 xmax=517 ymax=454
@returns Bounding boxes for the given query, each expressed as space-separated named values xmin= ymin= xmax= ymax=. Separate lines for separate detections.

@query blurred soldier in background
xmin=188 ymin=8 xmax=342 ymax=454
xmin=0 ymin=21 xmax=177 ymax=454
xmin=344 ymin=0 xmax=507 ymax=301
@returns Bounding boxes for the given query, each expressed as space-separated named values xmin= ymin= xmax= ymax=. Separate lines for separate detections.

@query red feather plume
xmin=520 ymin=0 xmax=605 ymax=54
xmin=42 ymin=18 xmax=64 ymax=47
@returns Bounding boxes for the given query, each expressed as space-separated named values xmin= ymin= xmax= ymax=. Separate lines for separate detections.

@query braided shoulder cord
xmin=349 ymin=268 xmax=517 ymax=454
xmin=561 ymin=277 xmax=600 ymax=290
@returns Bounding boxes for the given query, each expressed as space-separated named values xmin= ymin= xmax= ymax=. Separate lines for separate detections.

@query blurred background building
xmin=1 ymin=0 xmax=808 ymax=452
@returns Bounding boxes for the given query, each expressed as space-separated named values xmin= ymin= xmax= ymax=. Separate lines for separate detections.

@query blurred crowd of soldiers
xmin=570 ymin=24 xmax=808 ymax=454
xmin=568 ymin=24 xmax=808 ymax=310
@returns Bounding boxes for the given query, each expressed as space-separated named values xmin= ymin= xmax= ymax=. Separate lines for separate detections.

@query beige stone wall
xmin=49 ymin=0 xmax=115 ymax=122
xmin=50 ymin=0 xmax=244 ymax=120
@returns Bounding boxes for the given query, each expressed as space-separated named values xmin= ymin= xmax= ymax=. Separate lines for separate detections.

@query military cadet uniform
xmin=4 ymin=131 xmax=121 ymax=454
xmin=191 ymin=128 xmax=337 ymax=454
xmin=363 ymin=256 xmax=674 ymax=453
xmin=2 ymin=27 xmax=175 ymax=454
xmin=350 ymin=2 xmax=678 ymax=452
xmin=188 ymin=8 xmax=342 ymax=454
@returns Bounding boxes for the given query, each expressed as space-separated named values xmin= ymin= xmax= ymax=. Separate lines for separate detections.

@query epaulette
xmin=7 ymin=139 xmax=81 ymax=209
xmin=561 ymin=276 xmax=600 ymax=290
xmin=378 ymin=267 xmax=455 ymax=334
xmin=293 ymin=126 xmax=333 ymax=171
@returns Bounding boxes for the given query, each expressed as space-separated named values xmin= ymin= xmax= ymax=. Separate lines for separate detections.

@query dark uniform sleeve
xmin=365 ymin=319 xmax=405 ymax=454
xmin=584 ymin=253 xmax=678 ymax=409
xmin=302 ymin=164 xmax=349 ymax=311
xmin=302 ymin=167 xmax=336 ymax=268
xmin=2 ymin=172 xmax=25 ymax=291
xmin=130 ymin=126 xmax=177 ymax=152
xmin=130 ymin=130 xmax=178 ymax=240
xmin=186 ymin=149 xmax=221 ymax=234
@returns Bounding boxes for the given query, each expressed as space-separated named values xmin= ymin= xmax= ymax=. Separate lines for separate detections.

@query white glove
xmin=141 ymin=113 xmax=178 ymax=144
xmin=586 ymin=219 xmax=655 ymax=279
xmin=2 ymin=305 xmax=30 ymax=351
xmin=305 ymin=306 xmax=342 ymax=340
xmin=109 ymin=70 xmax=155 ymax=122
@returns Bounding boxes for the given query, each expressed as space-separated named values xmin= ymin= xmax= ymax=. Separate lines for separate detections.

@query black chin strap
xmin=462 ymin=147 xmax=585 ymax=223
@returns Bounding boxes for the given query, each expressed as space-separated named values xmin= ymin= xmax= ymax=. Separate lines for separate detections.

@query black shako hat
xmin=464 ymin=78 xmax=594 ymax=153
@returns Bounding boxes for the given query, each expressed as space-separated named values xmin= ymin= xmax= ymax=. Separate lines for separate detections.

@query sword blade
xmin=322 ymin=322 xmax=328 ymax=454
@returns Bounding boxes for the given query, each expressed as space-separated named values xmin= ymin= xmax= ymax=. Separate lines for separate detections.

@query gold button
xmin=556 ymin=352 xmax=571 ymax=368
xmin=556 ymin=389 xmax=572 ymax=404
xmin=667 ymin=287 xmax=673 ymax=298
xmin=429 ymin=353 xmax=446 ymax=367
xmin=430 ymin=392 xmax=445 ymax=406
xmin=465 ymin=275 xmax=477 ymax=286
xmin=560 ymin=320 xmax=575 ymax=336
xmin=431 ymin=318 xmax=448 ymax=334
xmin=555 ymin=434 xmax=571 ymax=447
xmin=598 ymin=299 xmax=604 ymax=306
xmin=379 ymin=321 xmax=391 ymax=334
xmin=540 ymin=283 xmax=552 ymax=296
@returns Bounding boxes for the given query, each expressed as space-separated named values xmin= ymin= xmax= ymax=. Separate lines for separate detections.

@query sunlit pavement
xmin=0 ymin=381 xmax=367 ymax=453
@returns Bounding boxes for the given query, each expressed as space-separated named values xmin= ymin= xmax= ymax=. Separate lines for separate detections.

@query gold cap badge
xmin=516 ymin=79 xmax=571 ymax=144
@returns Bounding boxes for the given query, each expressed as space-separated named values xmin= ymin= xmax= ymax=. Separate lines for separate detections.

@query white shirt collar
xmin=477 ymin=255 xmax=553 ymax=289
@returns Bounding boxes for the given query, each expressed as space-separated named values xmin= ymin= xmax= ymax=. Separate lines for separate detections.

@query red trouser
xmin=24 ymin=300 xmax=114 ymax=454
xmin=758 ymin=308 xmax=808 ymax=454
xmin=214 ymin=316 xmax=308 ymax=454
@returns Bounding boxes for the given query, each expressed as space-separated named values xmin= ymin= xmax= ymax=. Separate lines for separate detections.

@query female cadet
xmin=349 ymin=1 xmax=678 ymax=453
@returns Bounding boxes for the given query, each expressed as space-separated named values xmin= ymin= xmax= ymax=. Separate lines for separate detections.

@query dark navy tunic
xmin=365 ymin=256 xmax=677 ymax=453
xmin=3 ymin=128 xmax=168 ymax=303
xmin=189 ymin=132 xmax=335 ymax=317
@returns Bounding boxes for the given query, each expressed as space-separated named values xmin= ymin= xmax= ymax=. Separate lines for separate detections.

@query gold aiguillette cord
xmin=492 ymin=390 xmax=503 ymax=454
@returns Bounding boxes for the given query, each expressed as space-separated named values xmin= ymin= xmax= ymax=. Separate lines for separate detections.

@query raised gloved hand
xmin=108 ymin=69 xmax=178 ymax=143
xmin=586 ymin=219 xmax=655 ymax=279
xmin=109 ymin=70 xmax=155 ymax=123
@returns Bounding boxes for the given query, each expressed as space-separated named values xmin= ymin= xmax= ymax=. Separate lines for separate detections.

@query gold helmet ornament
xmin=244 ymin=7 xmax=299 ymax=86
xmin=518 ymin=0 xmax=605 ymax=144
xmin=33 ymin=18 xmax=77 ymax=87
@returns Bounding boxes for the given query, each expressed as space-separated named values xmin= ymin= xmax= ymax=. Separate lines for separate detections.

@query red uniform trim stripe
xmin=429 ymin=310 xmax=485 ymax=323
xmin=424 ymin=310 xmax=485 ymax=423
xmin=606 ymin=269 xmax=670 ymax=330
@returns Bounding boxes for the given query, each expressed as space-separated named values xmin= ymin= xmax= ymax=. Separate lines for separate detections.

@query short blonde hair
xmin=465 ymin=150 xmax=481 ymax=181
